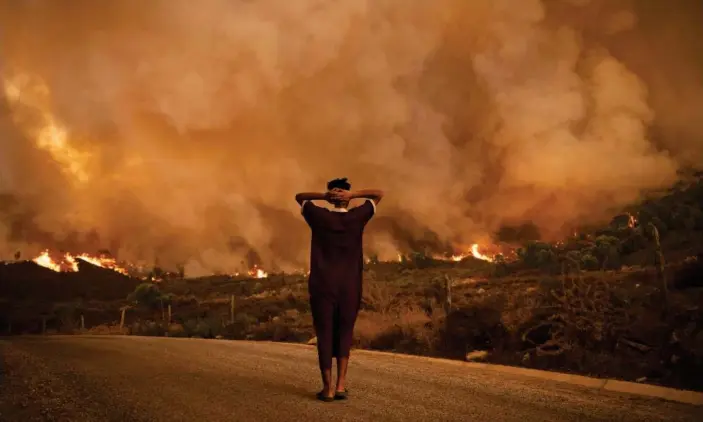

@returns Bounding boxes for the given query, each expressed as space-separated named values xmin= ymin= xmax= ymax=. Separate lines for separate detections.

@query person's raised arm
xmin=350 ymin=189 xmax=384 ymax=205
xmin=295 ymin=192 xmax=330 ymax=206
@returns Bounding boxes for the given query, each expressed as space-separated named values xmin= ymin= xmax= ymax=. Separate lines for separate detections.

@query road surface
xmin=0 ymin=336 xmax=700 ymax=422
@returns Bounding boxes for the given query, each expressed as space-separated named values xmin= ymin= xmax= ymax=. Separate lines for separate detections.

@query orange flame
xmin=247 ymin=266 xmax=268 ymax=279
xmin=32 ymin=250 xmax=66 ymax=272
xmin=75 ymin=253 xmax=129 ymax=275
xmin=470 ymin=244 xmax=494 ymax=262
xmin=31 ymin=250 xmax=128 ymax=274
xmin=432 ymin=243 xmax=496 ymax=263
xmin=627 ymin=213 xmax=637 ymax=228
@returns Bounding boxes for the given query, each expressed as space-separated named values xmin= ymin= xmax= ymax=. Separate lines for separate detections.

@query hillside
xmin=1 ymin=175 xmax=702 ymax=391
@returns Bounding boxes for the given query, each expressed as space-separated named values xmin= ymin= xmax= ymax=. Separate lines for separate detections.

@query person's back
xmin=303 ymin=200 xmax=375 ymax=300
xmin=295 ymin=178 xmax=383 ymax=402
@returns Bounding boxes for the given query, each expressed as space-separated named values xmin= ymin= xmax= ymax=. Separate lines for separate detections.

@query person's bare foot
xmin=334 ymin=389 xmax=348 ymax=400
xmin=317 ymin=388 xmax=335 ymax=402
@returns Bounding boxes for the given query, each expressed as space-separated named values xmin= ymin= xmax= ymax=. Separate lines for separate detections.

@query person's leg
xmin=335 ymin=356 xmax=349 ymax=392
xmin=331 ymin=305 xmax=340 ymax=359
xmin=335 ymin=291 xmax=360 ymax=393
xmin=330 ymin=306 xmax=348 ymax=392
xmin=311 ymin=295 xmax=335 ymax=397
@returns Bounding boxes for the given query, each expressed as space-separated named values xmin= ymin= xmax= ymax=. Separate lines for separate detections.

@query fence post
xmin=648 ymin=223 xmax=669 ymax=315
xmin=120 ymin=307 xmax=127 ymax=330
xmin=443 ymin=274 xmax=452 ymax=315
xmin=41 ymin=316 xmax=46 ymax=334
xmin=230 ymin=295 xmax=235 ymax=324
xmin=168 ymin=304 xmax=172 ymax=323
xmin=80 ymin=314 xmax=85 ymax=331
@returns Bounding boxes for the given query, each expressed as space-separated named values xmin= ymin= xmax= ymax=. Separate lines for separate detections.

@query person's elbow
xmin=295 ymin=193 xmax=304 ymax=205
xmin=372 ymin=190 xmax=385 ymax=204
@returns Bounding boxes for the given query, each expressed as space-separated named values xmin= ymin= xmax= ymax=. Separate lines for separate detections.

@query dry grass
xmin=500 ymin=286 xmax=546 ymax=335
xmin=354 ymin=301 xmax=445 ymax=354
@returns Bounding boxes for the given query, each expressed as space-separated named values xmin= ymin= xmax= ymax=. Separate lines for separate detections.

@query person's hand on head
xmin=331 ymin=189 xmax=352 ymax=202
xmin=324 ymin=190 xmax=337 ymax=203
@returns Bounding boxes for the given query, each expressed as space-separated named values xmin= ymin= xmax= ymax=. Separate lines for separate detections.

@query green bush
xmin=128 ymin=283 xmax=171 ymax=310
xmin=594 ymin=235 xmax=621 ymax=270
xmin=518 ymin=241 xmax=558 ymax=272
xmin=580 ymin=254 xmax=599 ymax=271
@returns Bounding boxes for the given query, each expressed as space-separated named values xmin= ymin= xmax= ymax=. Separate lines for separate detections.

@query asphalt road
xmin=0 ymin=336 xmax=700 ymax=422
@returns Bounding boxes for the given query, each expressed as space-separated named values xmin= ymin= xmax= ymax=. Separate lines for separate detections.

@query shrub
xmin=167 ymin=323 xmax=187 ymax=337
xmin=130 ymin=321 xmax=167 ymax=337
xmin=128 ymin=283 xmax=170 ymax=310
xmin=580 ymin=254 xmax=599 ymax=271
xmin=518 ymin=241 xmax=558 ymax=272
xmin=223 ymin=313 xmax=257 ymax=339
xmin=354 ymin=303 xmax=442 ymax=355
xmin=183 ymin=318 xmax=222 ymax=338
xmin=521 ymin=270 xmax=631 ymax=364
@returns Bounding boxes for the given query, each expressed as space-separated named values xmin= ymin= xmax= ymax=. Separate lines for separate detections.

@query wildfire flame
xmin=442 ymin=243 xmax=495 ymax=263
xmin=28 ymin=243 xmax=498 ymax=281
xmin=470 ymin=244 xmax=494 ymax=262
xmin=31 ymin=250 xmax=128 ymax=275
xmin=247 ymin=266 xmax=268 ymax=279
xmin=628 ymin=213 xmax=638 ymax=229
xmin=32 ymin=250 xmax=69 ymax=272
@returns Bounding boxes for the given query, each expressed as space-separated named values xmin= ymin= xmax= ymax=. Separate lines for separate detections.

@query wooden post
xmin=648 ymin=223 xmax=669 ymax=315
xmin=41 ymin=316 xmax=46 ymax=334
xmin=167 ymin=304 xmax=172 ymax=323
xmin=80 ymin=314 xmax=85 ymax=331
xmin=120 ymin=307 xmax=127 ymax=330
xmin=230 ymin=295 xmax=235 ymax=324
xmin=443 ymin=274 xmax=452 ymax=315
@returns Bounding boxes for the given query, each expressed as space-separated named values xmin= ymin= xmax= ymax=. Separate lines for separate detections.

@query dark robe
xmin=301 ymin=199 xmax=375 ymax=370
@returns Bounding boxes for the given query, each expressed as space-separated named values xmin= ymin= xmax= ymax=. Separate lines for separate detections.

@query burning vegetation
xmin=31 ymin=250 xmax=128 ymax=275
xmin=27 ymin=250 xmax=271 ymax=280
xmin=24 ymin=243 xmax=499 ymax=280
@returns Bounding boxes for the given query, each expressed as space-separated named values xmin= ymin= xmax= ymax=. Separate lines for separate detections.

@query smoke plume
xmin=0 ymin=0 xmax=701 ymax=275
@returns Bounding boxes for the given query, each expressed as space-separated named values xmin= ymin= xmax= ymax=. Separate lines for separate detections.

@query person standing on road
xmin=295 ymin=177 xmax=384 ymax=402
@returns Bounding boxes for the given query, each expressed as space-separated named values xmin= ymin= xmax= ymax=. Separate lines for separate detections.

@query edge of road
xmin=276 ymin=340 xmax=703 ymax=406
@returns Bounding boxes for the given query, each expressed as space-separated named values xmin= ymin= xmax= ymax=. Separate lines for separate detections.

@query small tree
xmin=128 ymin=283 xmax=164 ymax=309
xmin=594 ymin=235 xmax=621 ymax=270
xmin=128 ymin=283 xmax=173 ymax=321
xmin=519 ymin=241 xmax=558 ymax=272
xmin=580 ymin=254 xmax=599 ymax=271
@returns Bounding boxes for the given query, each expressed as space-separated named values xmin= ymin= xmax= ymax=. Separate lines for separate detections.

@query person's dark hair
xmin=327 ymin=177 xmax=351 ymax=191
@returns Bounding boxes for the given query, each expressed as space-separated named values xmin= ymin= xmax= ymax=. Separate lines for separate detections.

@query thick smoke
xmin=0 ymin=0 xmax=701 ymax=275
